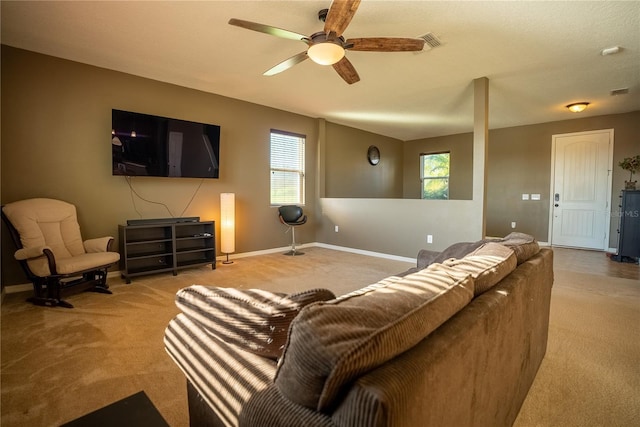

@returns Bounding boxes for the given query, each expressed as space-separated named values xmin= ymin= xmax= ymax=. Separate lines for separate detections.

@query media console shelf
xmin=119 ymin=220 xmax=215 ymax=283
xmin=612 ymin=190 xmax=640 ymax=263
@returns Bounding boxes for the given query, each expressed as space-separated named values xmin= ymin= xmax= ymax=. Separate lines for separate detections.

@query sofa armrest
xmin=14 ymin=246 xmax=51 ymax=261
xmin=332 ymin=249 xmax=554 ymax=427
xmin=418 ymin=241 xmax=490 ymax=270
xmin=175 ymin=286 xmax=335 ymax=359
xmin=84 ymin=237 xmax=114 ymax=253
xmin=417 ymin=249 xmax=440 ymax=269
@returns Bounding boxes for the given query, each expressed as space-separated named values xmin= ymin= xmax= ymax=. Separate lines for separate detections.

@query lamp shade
xmin=220 ymin=193 xmax=235 ymax=254
xmin=307 ymin=42 xmax=345 ymax=65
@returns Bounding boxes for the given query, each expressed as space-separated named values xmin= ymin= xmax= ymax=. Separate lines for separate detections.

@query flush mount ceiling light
xmin=566 ymin=102 xmax=590 ymax=113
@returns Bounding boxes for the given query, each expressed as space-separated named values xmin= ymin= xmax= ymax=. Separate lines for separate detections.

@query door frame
xmin=547 ymin=129 xmax=614 ymax=250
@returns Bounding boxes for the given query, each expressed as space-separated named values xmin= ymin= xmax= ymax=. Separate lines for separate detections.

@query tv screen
xmin=111 ymin=109 xmax=220 ymax=178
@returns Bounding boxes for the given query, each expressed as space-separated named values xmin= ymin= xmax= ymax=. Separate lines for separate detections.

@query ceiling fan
xmin=228 ymin=0 xmax=425 ymax=84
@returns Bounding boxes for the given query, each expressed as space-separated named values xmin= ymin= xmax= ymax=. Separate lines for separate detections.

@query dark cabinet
xmin=613 ymin=190 xmax=640 ymax=263
xmin=119 ymin=221 xmax=216 ymax=283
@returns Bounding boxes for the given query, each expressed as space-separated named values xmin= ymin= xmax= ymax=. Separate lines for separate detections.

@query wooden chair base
xmin=28 ymin=270 xmax=113 ymax=308
xmin=28 ymin=285 xmax=112 ymax=308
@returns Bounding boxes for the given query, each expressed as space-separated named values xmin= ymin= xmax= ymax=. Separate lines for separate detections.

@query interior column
xmin=473 ymin=77 xmax=489 ymax=238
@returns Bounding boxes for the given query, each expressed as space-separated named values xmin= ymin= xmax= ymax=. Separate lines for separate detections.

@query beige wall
xmin=316 ymin=198 xmax=484 ymax=259
xmin=1 ymin=46 xmax=319 ymax=285
xmin=403 ymin=133 xmax=474 ymax=200
xmin=406 ymin=111 xmax=640 ymax=245
xmin=324 ymin=122 xmax=403 ymax=198
xmin=323 ymin=124 xmax=476 ymax=200
xmin=2 ymin=46 xmax=638 ymax=286
xmin=317 ymin=78 xmax=488 ymax=259
xmin=487 ymin=112 xmax=640 ymax=247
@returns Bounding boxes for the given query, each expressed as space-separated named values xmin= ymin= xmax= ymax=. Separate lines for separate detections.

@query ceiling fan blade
xmin=263 ymin=51 xmax=309 ymax=76
xmin=324 ymin=0 xmax=361 ymax=36
xmin=229 ymin=18 xmax=310 ymax=43
xmin=332 ymin=56 xmax=360 ymax=84
xmin=346 ymin=37 xmax=425 ymax=52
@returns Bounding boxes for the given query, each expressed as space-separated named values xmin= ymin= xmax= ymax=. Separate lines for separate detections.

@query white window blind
xmin=270 ymin=130 xmax=305 ymax=205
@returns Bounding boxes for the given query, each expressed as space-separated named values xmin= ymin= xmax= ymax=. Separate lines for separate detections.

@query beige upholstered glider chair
xmin=1 ymin=198 xmax=120 ymax=308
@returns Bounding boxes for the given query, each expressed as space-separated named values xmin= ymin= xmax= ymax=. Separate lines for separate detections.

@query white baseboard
xmin=216 ymin=242 xmax=415 ymax=264
xmin=313 ymin=243 xmax=415 ymax=263
xmin=215 ymin=245 xmax=306 ymax=261
xmin=5 ymin=283 xmax=32 ymax=294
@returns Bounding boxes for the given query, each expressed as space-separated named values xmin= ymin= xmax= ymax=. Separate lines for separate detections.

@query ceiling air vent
xmin=419 ymin=32 xmax=442 ymax=50
xmin=610 ymin=88 xmax=629 ymax=96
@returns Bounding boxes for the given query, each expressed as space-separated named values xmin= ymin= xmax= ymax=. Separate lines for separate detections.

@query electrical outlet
xmin=427 ymin=234 xmax=433 ymax=244
xmin=511 ymin=222 xmax=516 ymax=229
xmin=334 ymin=225 xmax=339 ymax=232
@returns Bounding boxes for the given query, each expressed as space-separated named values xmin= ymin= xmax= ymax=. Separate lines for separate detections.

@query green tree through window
xmin=420 ymin=152 xmax=450 ymax=199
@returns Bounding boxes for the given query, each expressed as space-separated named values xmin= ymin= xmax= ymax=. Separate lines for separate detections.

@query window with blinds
xmin=270 ymin=130 xmax=305 ymax=205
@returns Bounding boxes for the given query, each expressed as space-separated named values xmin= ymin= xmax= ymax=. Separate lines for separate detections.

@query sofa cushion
xmin=175 ymin=286 xmax=335 ymax=359
xmin=494 ymin=232 xmax=540 ymax=264
xmin=442 ymin=242 xmax=517 ymax=295
xmin=413 ymin=233 xmax=539 ymax=273
xmin=274 ymin=266 xmax=474 ymax=412
xmin=416 ymin=240 xmax=487 ymax=269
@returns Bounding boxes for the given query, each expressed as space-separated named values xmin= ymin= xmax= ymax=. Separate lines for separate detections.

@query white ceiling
xmin=1 ymin=1 xmax=639 ymax=140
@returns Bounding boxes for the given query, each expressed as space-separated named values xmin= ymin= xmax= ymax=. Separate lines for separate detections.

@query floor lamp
xmin=220 ymin=193 xmax=235 ymax=264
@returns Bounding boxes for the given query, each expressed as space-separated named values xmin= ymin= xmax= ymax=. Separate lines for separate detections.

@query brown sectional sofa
xmin=164 ymin=233 xmax=553 ymax=427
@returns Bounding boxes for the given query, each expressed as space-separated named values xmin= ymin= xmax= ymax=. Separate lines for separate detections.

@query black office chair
xmin=278 ymin=205 xmax=307 ymax=256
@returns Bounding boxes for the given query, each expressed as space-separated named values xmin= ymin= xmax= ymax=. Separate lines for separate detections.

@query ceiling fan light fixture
xmin=307 ymin=42 xmax=345 ymax=65
xmin=566 ymin=102 xmax=589 ymax=113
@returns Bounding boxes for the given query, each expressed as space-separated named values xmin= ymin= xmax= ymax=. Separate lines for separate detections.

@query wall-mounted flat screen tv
xmin=111 ymin=109 xmax=220 ymax=178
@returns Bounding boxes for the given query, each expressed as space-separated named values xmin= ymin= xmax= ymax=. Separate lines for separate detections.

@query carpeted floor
xmin=513 ymin=267 xmax=640 ymax=427
xmin=1 ymin=246 xmax=638 ymax=426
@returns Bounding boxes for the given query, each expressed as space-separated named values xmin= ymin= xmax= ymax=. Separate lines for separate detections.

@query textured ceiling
xmin=1 ymin=1 xmax=639 ymax=140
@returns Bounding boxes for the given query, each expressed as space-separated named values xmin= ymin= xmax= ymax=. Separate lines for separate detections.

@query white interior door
xmin=550 ymin=130 xmax=613 ymax=250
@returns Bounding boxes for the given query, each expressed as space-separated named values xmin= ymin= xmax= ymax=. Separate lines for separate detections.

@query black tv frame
xmin=111 ymin=109 xmax=221 ymax=179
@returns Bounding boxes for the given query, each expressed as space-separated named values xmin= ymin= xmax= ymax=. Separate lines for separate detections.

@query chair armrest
xmin=14 ymin=246 xmax=52 ymax=261
xmin=84 ymin=237 xmax=115 ymax=253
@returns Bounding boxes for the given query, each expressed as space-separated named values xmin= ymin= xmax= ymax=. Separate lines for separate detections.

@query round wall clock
xmin=367 ymin=145 xmax=380 ymax=165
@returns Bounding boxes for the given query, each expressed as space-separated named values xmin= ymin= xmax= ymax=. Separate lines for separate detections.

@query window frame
xmin=420 ymin=151 xmax=450 ymax=200
xmin=270 ymin=129 xmax=306 ymax=206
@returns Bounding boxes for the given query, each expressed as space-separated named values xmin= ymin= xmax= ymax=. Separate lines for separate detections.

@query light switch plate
xmin=531 ymin=194 xmax=541 ymax=200
xmin=522 ymin=194 xmax=530 ymax=200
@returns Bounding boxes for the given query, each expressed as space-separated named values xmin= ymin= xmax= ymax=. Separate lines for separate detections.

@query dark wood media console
xmin=613 ymin=190 xmax=640 ymax=263
xmin=119 ymin=220 xmax=215 ymax=283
